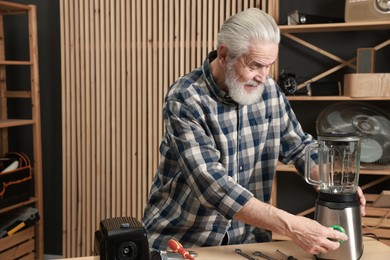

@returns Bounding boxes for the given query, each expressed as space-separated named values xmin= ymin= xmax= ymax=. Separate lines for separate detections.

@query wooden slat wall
xmin=60 ymin=0 xmax=276 ymax=257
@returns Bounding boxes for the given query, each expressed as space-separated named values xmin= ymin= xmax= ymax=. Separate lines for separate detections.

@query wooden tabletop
xmin=60 ymin=237 xmax=389 ymax=259
xmin=190 ymin=237 xmax=389 ymax=260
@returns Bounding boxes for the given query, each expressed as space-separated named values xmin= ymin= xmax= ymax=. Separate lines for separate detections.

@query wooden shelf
xmin=0 ymin=119 xmax=35 ymax=128
xmin=0 ymin=60 xmax=32 ymax=65
xmin=0 ymin=197 xmax=37 ymax=214
xmin=5 ymin=91 xmax=32 ymax=98
xmin=286 ymin=96 xmax=390 ymax=101
xmin=279 ymin=21 xmax=390 ymax=33
xmin=0 ymin=1 xmax=29 ymax=13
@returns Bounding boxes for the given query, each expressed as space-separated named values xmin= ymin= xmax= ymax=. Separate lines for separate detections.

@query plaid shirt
xmin=143 ymin=51 xmax=315 ymax=250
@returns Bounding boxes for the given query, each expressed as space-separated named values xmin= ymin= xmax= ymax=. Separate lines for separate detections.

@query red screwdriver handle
xmin=167 ymin=239 xmax=195 ymax=260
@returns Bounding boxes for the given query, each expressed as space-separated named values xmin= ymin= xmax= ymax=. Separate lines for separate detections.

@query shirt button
xmin=239 ymin=165 xmax=243 ymax=171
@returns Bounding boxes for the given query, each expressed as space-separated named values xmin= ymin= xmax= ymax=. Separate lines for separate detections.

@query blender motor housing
xmin=315 ymin=192 xmax=363 ymax=260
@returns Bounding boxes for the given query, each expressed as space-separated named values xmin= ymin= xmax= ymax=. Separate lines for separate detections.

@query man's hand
xmin=357 ymin=186 xmax=366 ymax=216
xmin=234 ymin=197 xmax=349 ymax=255
xmin=285 ymin=215 xmax=349 ymax=255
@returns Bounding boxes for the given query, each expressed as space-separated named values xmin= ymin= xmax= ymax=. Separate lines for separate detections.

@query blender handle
xmin=305 ymin=142 xmax=321 ymax=186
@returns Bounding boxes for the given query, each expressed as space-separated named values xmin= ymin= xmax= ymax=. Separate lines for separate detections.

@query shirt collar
xmin=203 ymin=51 xmax=238 ymax=106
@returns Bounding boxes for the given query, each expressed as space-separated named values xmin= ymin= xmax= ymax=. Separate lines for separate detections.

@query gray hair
xmin=217 ymin=8 xmax=280 ymax=59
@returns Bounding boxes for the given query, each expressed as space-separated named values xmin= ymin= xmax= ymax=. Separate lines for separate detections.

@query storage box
xmin=0 ymin=152 xmax=33 ymax=209
xmin=0 ymin=226 xmax=35 ymax=259
xmin=344 ymin=73 xmax=390 ymax=97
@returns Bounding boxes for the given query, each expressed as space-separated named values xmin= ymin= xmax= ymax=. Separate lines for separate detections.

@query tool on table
xmin=167 ymin=239 xmax=196 ymax=260
xmin=253 ymin=251 xmax=277 ymax=260
xmin=234 ymin=249 xmax=258 ymax=260
xmin=275 ymin=249 xmax=297 ymax=260
xmin=159 ymin=250 xmax=198 ymax=260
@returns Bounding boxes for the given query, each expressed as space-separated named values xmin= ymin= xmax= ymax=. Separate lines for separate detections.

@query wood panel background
xmin=60 ymin=0 xmax=278 ymax=257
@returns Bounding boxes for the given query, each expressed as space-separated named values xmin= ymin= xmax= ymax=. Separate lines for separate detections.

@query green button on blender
xmin=330 ymin=224 xmax=346 ymax=244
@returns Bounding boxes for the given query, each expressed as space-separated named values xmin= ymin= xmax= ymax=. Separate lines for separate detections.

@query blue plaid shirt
xmin=143 ymin=51 xmax=315 ymax=250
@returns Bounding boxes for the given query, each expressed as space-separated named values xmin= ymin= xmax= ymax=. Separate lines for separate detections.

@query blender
xmin=305 ymin=133 xmax=363 ymax=260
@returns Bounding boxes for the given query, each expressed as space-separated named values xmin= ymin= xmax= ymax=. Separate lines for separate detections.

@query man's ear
xmin=218 ymin=45 xmax=228 ymax=67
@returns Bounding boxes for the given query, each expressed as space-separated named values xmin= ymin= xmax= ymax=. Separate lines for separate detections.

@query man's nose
xmin=254 ymin=67 xmax=268 ymax=83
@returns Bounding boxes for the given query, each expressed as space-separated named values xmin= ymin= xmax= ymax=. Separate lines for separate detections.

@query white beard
xmin=225 ymin=61 xmax=264 ymax=105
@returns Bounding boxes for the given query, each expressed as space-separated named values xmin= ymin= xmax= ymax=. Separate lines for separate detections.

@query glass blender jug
xmin=305 ymin=133 xmax=361 ymax=194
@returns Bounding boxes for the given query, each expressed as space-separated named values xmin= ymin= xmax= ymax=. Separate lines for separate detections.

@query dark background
xmin=3 ymin=0 xmax=389 ymax=256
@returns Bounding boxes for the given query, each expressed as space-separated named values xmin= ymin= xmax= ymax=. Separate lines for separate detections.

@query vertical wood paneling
xmin=60 ymin=0 xmax=275 ymax=257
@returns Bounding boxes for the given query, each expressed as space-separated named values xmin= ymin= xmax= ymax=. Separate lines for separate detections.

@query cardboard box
xmin=344 ymin=73 xmax=390 ymax=97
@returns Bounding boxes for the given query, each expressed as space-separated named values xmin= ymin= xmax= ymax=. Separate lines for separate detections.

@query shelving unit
xmin=274 ymin=16 xmax=390 ymax=246
xmin=286 ymin=96 xmax=390 ymax=101
xmin=278 ymin=21 xmax=390 ymax=33
xmin=0 ymin=1 xmax=43 ymax=259
xmin=277 ymin=21 xmax=390 ymax=93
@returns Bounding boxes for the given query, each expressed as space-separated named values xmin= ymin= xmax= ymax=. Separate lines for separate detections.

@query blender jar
xmin=305 ymin=133 xmax=361 ymax=194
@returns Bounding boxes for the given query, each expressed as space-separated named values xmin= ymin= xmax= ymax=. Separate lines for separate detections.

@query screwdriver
xmin=167 ymin=239 xmax=195 ymax=260
xmin=275 ymin=249 xmax=297 ymax=260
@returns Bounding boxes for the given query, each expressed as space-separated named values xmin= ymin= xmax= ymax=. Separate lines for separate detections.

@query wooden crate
xmin=363 ymin=194 xmax=390 ymax=246
xmin=0 ymin=227 xmax=35 ymax=259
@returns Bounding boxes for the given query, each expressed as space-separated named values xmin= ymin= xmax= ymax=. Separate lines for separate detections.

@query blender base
xmin=314 ymin=192 xmax=363 ymax=260
xmin=314 ymin=246 xmax=363 ymax=260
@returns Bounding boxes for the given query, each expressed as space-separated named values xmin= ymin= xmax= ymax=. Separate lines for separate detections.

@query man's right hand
xmin=234 ymin=197 xmax=349 ymax=255
xmin=285 ymin=215 xmax=348 ymax=255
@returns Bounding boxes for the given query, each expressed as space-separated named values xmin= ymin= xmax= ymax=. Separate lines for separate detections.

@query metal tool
xmin=167 ymin=239 xmax=196 ymax=260
xmin=234 ymin=249 xmax=258 ymax=260
xmin=275 ymin=249 xmax=297 ymax=260
xmin=160 ymin=250 xmax=198 ymax=260
xmin=253 ymin=251 xmax=277 ymax=260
